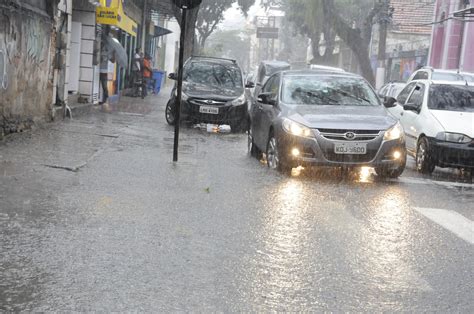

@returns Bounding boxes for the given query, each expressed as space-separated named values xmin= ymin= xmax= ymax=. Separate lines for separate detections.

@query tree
xmin=195 ymin=0 xmax=234 ymax=52
xmin=322 ymin=0 xmax=380 ymax=84
xmin=169 ymin=0 xmax=256 ymax=59
xmin=278 ymin=0 xmax=381 ymax=84
xmin=284 ymin=0 xmax=336 ymax=64
xmin=204 ymin=29 xmax=252 ymax=71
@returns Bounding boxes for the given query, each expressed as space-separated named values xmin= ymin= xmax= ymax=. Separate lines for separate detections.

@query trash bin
xmin=151 ymin=70 xmax=165 ymax=94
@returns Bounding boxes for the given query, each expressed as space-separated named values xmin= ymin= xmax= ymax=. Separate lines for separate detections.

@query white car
xmin=385 ymin=80 xmax=474 ymax=174
xmin=407 ymin=67 xmax=474 ymax=83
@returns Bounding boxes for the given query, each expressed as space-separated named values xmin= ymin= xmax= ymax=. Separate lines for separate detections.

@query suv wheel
xmin=416 ymin=137 xmax=435 ymax=174
xmin=165 ymin=100 xmax=176 ymax=126
xmin=266 ymin=133 xmax=291 ymax=174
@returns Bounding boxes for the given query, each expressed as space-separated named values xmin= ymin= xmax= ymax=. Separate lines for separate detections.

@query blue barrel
xmin=152 ymin=70 xmax=165 ymax=94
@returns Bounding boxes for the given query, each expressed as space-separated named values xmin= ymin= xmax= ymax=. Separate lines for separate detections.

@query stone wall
xmin=0 ymin=1 xmax=56 ymax=136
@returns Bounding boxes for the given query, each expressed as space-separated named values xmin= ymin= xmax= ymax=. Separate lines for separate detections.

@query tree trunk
xmin=322 ymin=0 xmax=375 ymax=85
xmin=173 ymin=6 xmax=199 ymax=60
xmin=184 ymin=8 xmax=199 ymax=60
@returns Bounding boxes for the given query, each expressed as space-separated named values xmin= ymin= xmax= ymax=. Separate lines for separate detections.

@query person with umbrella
xmin=99 ymin=27 xmax=128 ymax=105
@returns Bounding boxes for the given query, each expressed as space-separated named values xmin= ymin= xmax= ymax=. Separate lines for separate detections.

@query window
xmin=262 ymin=76 xmax=275 ymax=94
xmin=396 ymin=82 xmax=416 ymax=105
xmin=262 ymin=75 xmax=280 ymax=100
xmin=428 ymin=84 xmax=474 ymax=112
xmin=281 ymin=75 xmax=379 ymax=106
xmin=406 ymin=84 xmax=425 ymax=111
xmin=183 ymin=61 xmax=243 ymax=90
xmin=412 ymin=71 xmax=429 ymax=81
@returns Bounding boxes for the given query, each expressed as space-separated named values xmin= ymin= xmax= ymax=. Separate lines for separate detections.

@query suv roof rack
xmin=191 ymin=55 xmax=237 ymax=64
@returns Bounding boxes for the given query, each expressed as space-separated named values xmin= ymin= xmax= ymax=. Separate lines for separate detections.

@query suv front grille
xmin=317 ymin=128 xmax=381 ymax=141
xmin=189 ymin=98 xmax=227 ymax=106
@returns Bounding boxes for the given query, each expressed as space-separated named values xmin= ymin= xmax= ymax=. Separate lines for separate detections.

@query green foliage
xmin=196 ymin=0 xmax=256 ymax=51
xmin=203 ymin=29 xmax=252 ymax=71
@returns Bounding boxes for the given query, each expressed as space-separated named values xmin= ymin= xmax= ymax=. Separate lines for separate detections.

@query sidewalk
xmin=0 ymin=89 xmax=170 ymax=177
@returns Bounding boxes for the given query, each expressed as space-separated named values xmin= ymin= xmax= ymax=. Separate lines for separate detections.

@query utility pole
xmin=141 ymin=0 xmax=148 ymax=52
xmin=171 ymin=0 xmax=202 ymax=162
xmin=375 ymin=0 xmax=390 ymax=89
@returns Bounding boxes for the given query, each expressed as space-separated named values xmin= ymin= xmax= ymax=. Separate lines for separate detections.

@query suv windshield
xmin=281 ymin=76 xmax=379 ymax=106
xmin=184 ymin=61 xmax=243 ymax=91
xmin=428 ymin=84 xmax=474 ymax=112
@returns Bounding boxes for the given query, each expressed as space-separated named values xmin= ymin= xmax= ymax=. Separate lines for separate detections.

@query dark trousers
xmin=100 ymin=73 xmax=108 ymax=102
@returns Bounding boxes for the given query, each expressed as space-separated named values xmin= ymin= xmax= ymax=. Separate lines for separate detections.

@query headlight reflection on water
xmin=250 ymin=180 xmax=311 ymax=302
xmin=359 ymin=166 xmax=373 ymax=183
xmin=358 ymin=188 xmax=431 ymax=291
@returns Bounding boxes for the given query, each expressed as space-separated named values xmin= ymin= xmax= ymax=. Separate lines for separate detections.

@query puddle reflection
xmin=249 ymin=179 xmax=311 ymax=304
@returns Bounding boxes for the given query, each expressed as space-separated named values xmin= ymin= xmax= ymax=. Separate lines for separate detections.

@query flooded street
xmin=1 ymin=93 xmax=472 ymax=311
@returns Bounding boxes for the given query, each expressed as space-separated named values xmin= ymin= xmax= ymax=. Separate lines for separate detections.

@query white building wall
xmin=72 ymin=1 xmax=97 ymax=103
xmin=163 ymin=19 xmax=180 ymax=83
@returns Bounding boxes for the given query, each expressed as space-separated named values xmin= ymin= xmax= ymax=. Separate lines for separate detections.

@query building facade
xmin=429 ymin=0 xmax=474 ymax=72
xmin=371 ymin=0 xmax=435 ymax=84
xmin=1 ymin=0 xmax=174 ymax=137
xmin=0 ymin=0 xmax=58 ymax=136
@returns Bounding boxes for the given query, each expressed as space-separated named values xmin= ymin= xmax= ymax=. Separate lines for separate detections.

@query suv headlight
xmin=436 ymin=132 xmax=471 ymax=143
xmin=282 ymin=118 xmax=314 ymax=138
xmin=230 ymin=94 xmax=246 ymax=106
xmin=384 ymin=122 xmax=404 ymax=141
xmin=174 ymin=90 xmax=189 ymax=101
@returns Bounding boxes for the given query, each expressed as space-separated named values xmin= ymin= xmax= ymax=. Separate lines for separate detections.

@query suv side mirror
xmin=245 ymin=81 xmax=255 ymax=89
xmin=257 ymin=92 xmax=275 ymax=105
xmin=403 ymin=102 xmax=419 ymax=112
xmin=383 ymin=96 xmax=397 ymax=108
xmin=168 ymin=72 xmax=177 ymax=80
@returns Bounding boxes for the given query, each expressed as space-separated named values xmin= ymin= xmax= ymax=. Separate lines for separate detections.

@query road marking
xmin=396 ymin=177 xmax=473 ymax=189
xmin=414 ymin=207 xmax=474 ymax=245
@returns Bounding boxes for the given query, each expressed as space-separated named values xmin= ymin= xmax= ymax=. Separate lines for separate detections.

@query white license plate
xmin=199 ymin=106 xmax=219 ymax=114
xmin=334 ymin=142 xmax=367 ymax=154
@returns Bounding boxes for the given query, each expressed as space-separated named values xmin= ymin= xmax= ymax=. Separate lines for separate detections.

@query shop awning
xmin=96 ymin=0 xmax=138 ymax=36
xmin=154 ymin=25 xmax=172 ymax=37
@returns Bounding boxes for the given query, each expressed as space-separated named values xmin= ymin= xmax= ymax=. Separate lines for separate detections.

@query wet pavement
xmin=1 ymin=90 xmax=473 ymax=311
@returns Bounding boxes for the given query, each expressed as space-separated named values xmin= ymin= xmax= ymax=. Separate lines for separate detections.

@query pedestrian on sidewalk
xmin=131 ymin=48 xmax=142 ymax=90
xmin=142 ymin=54 xmax=153 ymax=97
xmin=99 ymin=28 xmax=115 ymax=105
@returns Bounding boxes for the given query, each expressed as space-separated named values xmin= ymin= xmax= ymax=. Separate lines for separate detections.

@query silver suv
xmin=248 ymin=70 xmax=407 ymax=178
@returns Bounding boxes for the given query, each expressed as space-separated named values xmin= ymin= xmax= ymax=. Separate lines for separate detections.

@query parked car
xmin=385 ymin=80 xmax=474 ymax=174
xmin=252 ymin=60 xmax=291 ymax=97
xmin=165 ymin=56 xmax=253 ymax=132
xmin=408 ymin=67 xmax=474 ymax=83
xmin=248 ymin=70 xmax=407 ymax=177
xmin=378 ymin=81 xmax=406 ymax=99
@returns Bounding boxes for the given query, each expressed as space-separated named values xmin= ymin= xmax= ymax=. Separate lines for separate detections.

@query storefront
xmin=386 ymin=49 xmax=429 ymax=82
xmin=96 ymin=0 xmax=137 ymax=102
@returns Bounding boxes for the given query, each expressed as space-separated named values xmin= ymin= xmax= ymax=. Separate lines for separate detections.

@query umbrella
xmin=105 ymin=35 xmax=128 ymax=68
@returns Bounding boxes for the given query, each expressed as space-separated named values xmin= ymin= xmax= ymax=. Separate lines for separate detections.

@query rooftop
xmin=390 ymin=0 xmax=435 ymax=34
